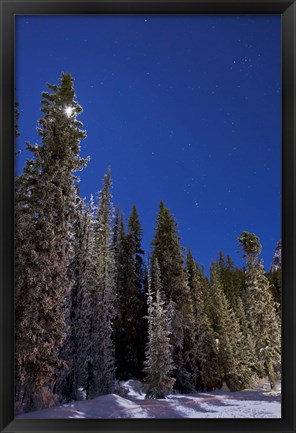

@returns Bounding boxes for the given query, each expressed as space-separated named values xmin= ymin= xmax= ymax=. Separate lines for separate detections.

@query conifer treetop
xmin=36 ymin=72 xmax=88 ymax=174
xmin=127 ymin=205 xmax=144 ymax=255
xmin=238 ymin=231 xmax=262 ymax=258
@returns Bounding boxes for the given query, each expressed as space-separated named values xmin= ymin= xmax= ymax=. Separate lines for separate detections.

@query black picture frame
xmin=0 ymin=1 xmax=295 ymax=432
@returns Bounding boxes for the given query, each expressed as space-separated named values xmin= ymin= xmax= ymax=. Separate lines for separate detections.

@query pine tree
xmin=238 ymin=231 xmax=281 ymax=389
xmin=55 ymin=196 xmax=96 ymax=402
xmin=112 ymin=206 xmax=127 ymax=377
xmin=151 ymin=201 xmax=193 ymax=390
xmin=218 ymin=251 xmax=246 ymax=308
xmin=186 ymin=250 xmax=222 ymax=391
xmin=86 ymin=168 xmax=117 ymax=398
xmin=209 ymin=262 xmax=253 ymax=391
xmin=268 ymin=268 xmax=282 ymax=315
xmin=112 ymin=206 xmax=126 ymax=300
xmin=143 ymin=259 xmax=175 ymax=399
xmin=15 ymin=73 xmax=88 ymax=412
xmin=76 ymin=196 xmax=98 ymax=394
xmin=115 ymin=205 xmax=145 ymax=379
xmin=235 ymin=296 xmax=257 ymax=377
xmin=151 ymin=202 xmax=186 ymax=301
xmin=53 ymin=194 xmax=82 ymax=403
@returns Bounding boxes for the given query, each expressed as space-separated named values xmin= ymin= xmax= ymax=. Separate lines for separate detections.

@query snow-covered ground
xmin=17 ymin=379 xmax=281 ymax=419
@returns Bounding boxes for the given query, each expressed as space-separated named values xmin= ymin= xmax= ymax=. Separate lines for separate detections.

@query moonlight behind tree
xmin=15 ymin=72 xmax=88 ymax=411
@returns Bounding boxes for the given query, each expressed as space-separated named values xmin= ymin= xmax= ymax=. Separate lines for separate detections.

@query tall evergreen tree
xmin=87 ymin=168 xmax=117 ymax=398
xmin=268 ymin=268 xmax=282 ymax=315
xmin=209 ymin=262 xmax=253 ymax=391
xmin=15 ymin=73 xmax=88 ymax=412
xmin=218 ymin=251 xmax=246 ymax=308
xmin=151 ymin=201 xmax=193 ymax=390
xmin=55 ymin=196 xmax=96 ymax=402
xmin=115 ymin=205 xmax=145 ymax=379
xmin=112 ymin=206 xmax=126 ymax=298
xmin=151 ymin=202 xmax=186 ymax=301
xmin=217 ymin=252 xmax=256 ymax=373
xmin=112 ymin=206 xmax=127 ymax=377
xmin=186 ymin=250 xmax=222 ymax=391
xmin=143 ymin=259 xmax=175 ymax=399
xmin=235 ymin=295 xmax=257 ymax=376
xmin=238 ymin=231 xmax=281 ymax=388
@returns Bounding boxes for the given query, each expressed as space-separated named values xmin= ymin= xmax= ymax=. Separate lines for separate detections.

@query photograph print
xmin=15 ymin=14 xmax=281 ymax=419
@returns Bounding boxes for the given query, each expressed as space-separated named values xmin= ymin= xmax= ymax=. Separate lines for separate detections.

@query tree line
xmin=15 ymin=73 xmax=281 ymax=413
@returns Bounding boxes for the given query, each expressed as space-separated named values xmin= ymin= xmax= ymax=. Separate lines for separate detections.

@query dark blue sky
xmin=16 ymin=15 xmax=281 ymax=272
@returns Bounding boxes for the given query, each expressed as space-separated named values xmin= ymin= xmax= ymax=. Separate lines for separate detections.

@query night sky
xmin=15 ymin=15 xmax=281 ymax=272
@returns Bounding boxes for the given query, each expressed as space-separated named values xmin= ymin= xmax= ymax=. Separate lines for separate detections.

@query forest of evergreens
xmin=15 ymin=73 xmax=281 ymax=413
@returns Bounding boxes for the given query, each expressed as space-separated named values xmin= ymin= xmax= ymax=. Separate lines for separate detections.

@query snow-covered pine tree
xmin=209 ymin=262 xmax=253 ymax=391
xmin=235 ymin=296 xmax=257 ymax=377
xmin=53 ymin=192 xmax=82 ymax=403
xmin=87 ymin=168 xmax=117 ymax=399
xmin=217 ymin=251 xmax=256 ymax=381
xmin=112 ymin=205 xmax=126 ymax=306
xmin=218 ymin=251 xmax=246 ymax=308
xmin=268 ymin=241 xmax=282 ymax=315
xmin=76 ymin=196 xmax=98 ymax=394
xmin=186 ymin=249 xmax=222 ymax=391
xmin=55 ymin=195 xmax=96 ymax=402
xmin=143 ymin=259 xmax=175 ymax=399
xmin=151 ymin=201 xmax=194 ymax=390
xmin=238 ymin=231 xmax=281 ymax=389
xmin=15 ymin=73 xmax=88 ymax=412
xmin=268 ymin=268 xmax=282 ymax=316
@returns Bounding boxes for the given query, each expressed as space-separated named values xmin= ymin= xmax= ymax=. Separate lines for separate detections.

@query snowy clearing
xmin=17 ymin=380 xmax=281 ymax=419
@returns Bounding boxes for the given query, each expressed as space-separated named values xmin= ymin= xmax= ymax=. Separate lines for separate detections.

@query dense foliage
xmin=15 ymin=74 xmax=282 ymax=413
